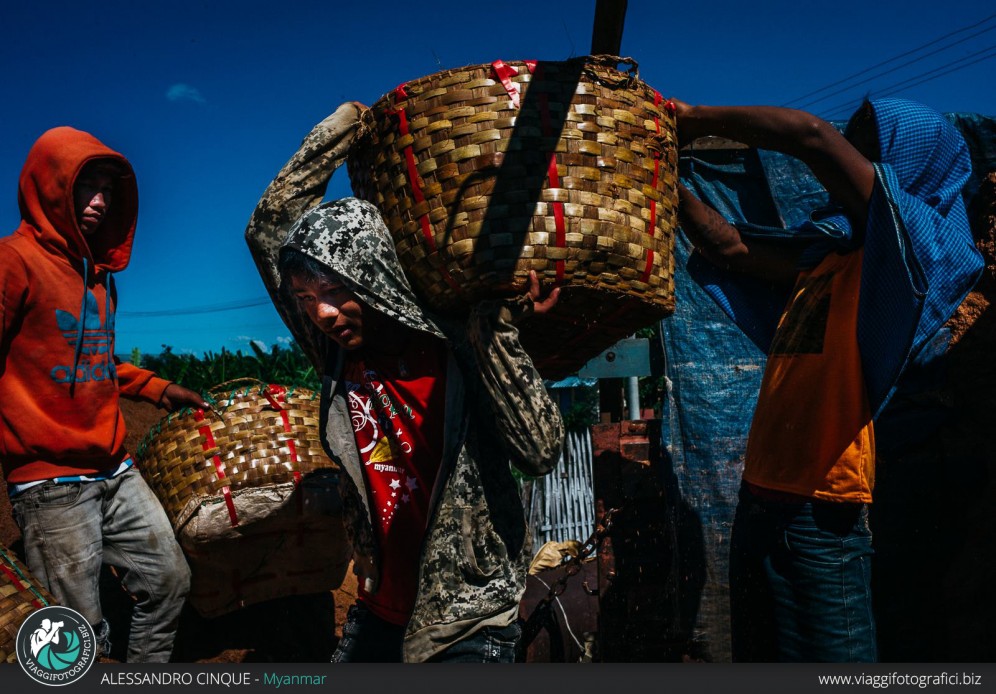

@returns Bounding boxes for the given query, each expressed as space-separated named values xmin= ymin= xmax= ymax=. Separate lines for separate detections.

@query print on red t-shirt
xmin=343 ymin=336 xmax=446 ymax=625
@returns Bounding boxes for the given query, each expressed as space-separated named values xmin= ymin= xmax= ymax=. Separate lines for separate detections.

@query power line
xmin=872 ymin=47 xmax=996 ymax=101
xmin=793 ymin=24 xmax=996 ymax=110
xmin=783 ymin=11 xmax=996 ymax=107
xmin=819 ymin=44 xmax=996 ymax=120
xmin=117 ymin=297 xmax=272 ymax=317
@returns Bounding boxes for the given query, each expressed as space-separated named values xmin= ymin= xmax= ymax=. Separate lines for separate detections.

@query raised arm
xmin=461 ymin=271 xmax=564 ymax=476
xmin=245 ymin=102 xmax=365 ymax=370
xmin=675 ymin=100 xmax=876 ymax=230
xmin=673 ymin=100 xmax=876 ymax=284
xmin=677 ymin=182 xmax=805 ymax=286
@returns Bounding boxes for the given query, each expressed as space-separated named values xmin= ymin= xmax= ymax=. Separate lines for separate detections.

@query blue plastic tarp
xmin=661 ymin=112 xmax=996 ymax=661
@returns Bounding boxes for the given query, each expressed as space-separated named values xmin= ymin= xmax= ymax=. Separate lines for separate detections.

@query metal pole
xmin=627 ymin=376 xmax=641 ymax=421
xmin=591 ymin=0 xmax=628 ymax=55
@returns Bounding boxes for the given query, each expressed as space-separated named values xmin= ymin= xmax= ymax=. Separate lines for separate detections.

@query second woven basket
xmin=1 ymin=545 xmax=55 ymax=664
xmin=135 ymin=380 xmax=351 ymax=617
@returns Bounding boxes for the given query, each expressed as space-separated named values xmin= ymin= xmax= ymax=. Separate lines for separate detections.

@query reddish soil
xmin=0 ymin=399 xmax=355 ymax=663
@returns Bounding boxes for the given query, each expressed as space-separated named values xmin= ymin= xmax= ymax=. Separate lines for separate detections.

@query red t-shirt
xmin=343 ymin=333 xmax=447 ymax=625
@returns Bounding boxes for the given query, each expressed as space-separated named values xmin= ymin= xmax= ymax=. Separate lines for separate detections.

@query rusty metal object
xmin=518 ymin=509 xmax=618 ymax=662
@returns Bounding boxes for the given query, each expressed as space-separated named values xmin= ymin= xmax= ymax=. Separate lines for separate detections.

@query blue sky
xmin=2 ymin=0 xmax=994 ymax=357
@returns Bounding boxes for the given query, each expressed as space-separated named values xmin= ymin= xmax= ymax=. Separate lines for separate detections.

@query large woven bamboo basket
xmin=348 ymin=55 xmax=678 ymax=378
xmin=136 ymin=380 xmax=334 ymax=530
xmin=135 ymin=380 xmax=351 ymax=617
xmin=1 ymin=545 xmax=55 ymax=664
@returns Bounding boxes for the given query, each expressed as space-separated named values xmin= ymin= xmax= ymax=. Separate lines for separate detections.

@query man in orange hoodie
xmin=1 ymin=127 xmax=207 ymax=662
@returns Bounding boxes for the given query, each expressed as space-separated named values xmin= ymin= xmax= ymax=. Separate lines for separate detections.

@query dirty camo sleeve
xmin=244 ymin=102 xmax=364 ymax=372
xmin=460 ymin=297 xmax=564 ymax=477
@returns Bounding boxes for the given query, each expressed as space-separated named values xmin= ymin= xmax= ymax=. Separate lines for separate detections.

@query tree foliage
xmin=135 ymin=342 xmax=320 ymax=394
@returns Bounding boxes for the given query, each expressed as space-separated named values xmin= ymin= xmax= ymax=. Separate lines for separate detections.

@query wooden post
xmin=591 ymin=0 xmax=628 ymax=55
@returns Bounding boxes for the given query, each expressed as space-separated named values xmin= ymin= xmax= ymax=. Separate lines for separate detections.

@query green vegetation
xmin=561 ymin=384 xmax=600 ymax=430
xmin=134 ymin=342 xmax=319 ymax=394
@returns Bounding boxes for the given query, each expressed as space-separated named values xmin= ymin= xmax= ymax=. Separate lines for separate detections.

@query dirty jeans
xmin=332 ymin=601 xmax=520 ymax=662
xmin=729 ymin=483 xmax=877 ymax=662
xmin=11 ymin=466 xmax=190 ymax=662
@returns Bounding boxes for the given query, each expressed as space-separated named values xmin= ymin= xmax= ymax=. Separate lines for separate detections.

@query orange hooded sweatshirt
xmin=1 ymin=127 xmax=170 ymax=484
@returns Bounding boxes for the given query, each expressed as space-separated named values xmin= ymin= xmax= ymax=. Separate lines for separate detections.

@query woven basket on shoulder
xmin=135 ymin=380 xmax=351 ymax=617
xmin=348 ymin=55 xmax=678 ymax=378
xmin=1 ymin=545 xmax=55 ymax=664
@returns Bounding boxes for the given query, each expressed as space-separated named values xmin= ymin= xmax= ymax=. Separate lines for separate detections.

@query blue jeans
xmin=11 ymin=467 xmax=190 ymax=662
xmin=332 ymin=601 xmax=520 ymax=663
xmin=729 ymin=484 xmax=877 ymax=662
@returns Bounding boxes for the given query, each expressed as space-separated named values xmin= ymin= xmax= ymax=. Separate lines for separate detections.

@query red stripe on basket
xmin=263 ymin=385 xmax=300 ymax=469
xmin=641 ymin=249 xmax=655 ymax=284
xmin=389 ymin=84 xmax=462 ymax=294
xmin=648 ymin=91 xmax=663 ymax=235
xmin=639 ymin=92 xmax=666 ymax=287
xmin=547 ymin=152 xmax=567 ymax=276
xmin=491 ymin=60 xmax=522 ymax=108
xmin=0 ymin=562 xmax=26 ymax=591
xmin=531 ymin=62 xmax=566 ymax=283
xmin=1 ymin=550 xmax=50 ymax=607
xmin=266 ymin=385 xmax=306 ymax=537
xmin=194 ymin=409 xmax=239 ymax=527
xmin=392 ymin=104 xmax=426 ymax=209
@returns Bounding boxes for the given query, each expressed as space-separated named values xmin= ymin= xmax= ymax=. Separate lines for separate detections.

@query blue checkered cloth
xmin=687 ymin=98 xmax=983 ymax=418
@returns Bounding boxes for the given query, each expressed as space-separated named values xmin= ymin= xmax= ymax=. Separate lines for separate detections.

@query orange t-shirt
xmin=743 ymin=249 xmax=875 ymax=503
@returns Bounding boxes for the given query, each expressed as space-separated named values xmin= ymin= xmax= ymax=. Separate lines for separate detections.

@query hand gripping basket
xmin=347 ymin=55 xmax=678 ymax=378
xmin=135 ymin=380 xmax=351 ymax=618
xmin=1 ymin=545 xmax=55 ymax=663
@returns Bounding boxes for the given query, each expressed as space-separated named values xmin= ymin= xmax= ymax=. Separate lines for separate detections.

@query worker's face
xmin=73 ymin=162 xmax=116 ymax=235
xmin=289 ymin=272 xmax=366 ymax=350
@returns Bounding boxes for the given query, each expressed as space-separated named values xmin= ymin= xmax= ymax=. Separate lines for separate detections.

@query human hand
xmin=158 ymin=383 xmax=210 ymax=412
xmin=352 ymin=552 xmax=379 ymax=594
xmin=669 ymin=98 xmax=697 ymax=146
xmin=316 ymin=102 xmax=369 ymax=132
xmin=527 ymin=269 xmax=560 ymax=315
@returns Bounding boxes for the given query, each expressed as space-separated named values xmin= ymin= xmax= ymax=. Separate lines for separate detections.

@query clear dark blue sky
xmin=3 ymin=0 xmax=994 ymax=356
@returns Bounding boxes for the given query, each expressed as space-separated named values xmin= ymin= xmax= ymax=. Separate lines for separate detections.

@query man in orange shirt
xmin=675 ymin=99 xmax=981 ymax=661
xmin=2 ymin=127 xmax=207 ymax=661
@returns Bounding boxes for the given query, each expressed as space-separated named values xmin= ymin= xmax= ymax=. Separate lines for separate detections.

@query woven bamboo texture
xmin=181 ymin=508 xmax=351 ymax=618
xmin=348 ymin=55 xmax=678 ymax=377
xmin=135 ymin=380 xmax=334 ymax=531
xmin=1 ymin=546 xmax=55 ymax=664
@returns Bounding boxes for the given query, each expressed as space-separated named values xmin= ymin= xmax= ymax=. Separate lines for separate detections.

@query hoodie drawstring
xmin=69 ymin=257 xmax=89 ymax=395
xmin=106 ymin=274 xmax=115 ymax=381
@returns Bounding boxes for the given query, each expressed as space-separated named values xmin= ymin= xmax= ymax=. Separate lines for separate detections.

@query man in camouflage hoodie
xmin=245 ymin=102 xmax=564 ymax=662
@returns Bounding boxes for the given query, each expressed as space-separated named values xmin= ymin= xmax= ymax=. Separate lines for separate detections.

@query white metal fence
xmin=527 ymin=428 xmax=596 ymax=547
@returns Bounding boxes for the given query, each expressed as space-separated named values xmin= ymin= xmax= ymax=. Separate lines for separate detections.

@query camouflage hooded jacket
xmin=245 ymin=103 xmax=564 ymax=662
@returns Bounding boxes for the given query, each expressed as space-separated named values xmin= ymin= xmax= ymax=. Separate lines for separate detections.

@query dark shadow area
xmin=592 ymin=421 xmax=686 ymax=661
xmin=172 ymin=593 xmax=337 ymax=663
xmin=871 ymin=169 xmax=996 ymax=662
xmin=474 ymin=59 xmax=585 ymax=286
xmin=660 ymin=453 xmax=709 ymax=661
